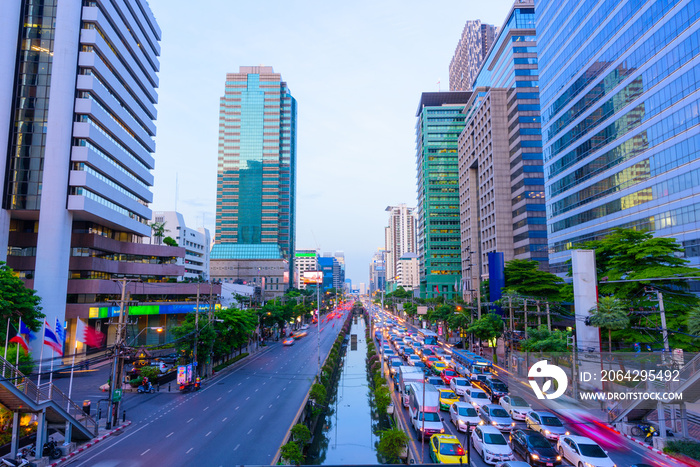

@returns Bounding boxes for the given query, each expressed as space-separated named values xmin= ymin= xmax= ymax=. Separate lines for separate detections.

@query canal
xmin=307 ymin=315 xmax=380 ymax=464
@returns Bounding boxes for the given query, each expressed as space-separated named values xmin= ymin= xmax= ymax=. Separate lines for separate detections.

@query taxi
xmin=429 ymin=434 xmax=468 ymax=464
xmin=437 ymin=388 xmax=460 ymax=411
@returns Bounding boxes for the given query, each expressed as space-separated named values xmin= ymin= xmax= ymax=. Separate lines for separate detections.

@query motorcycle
xmin=631 ymin=423 xmax=674 ymax=444
xmin=0 ymin=452 xmax=30 ymax=466
xmin=20 ymin=439 xmax=62 ymax=460
xmin=137 ymin=381 xmax=156 ymax=394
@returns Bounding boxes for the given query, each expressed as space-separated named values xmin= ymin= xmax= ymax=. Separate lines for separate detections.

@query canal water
xmin=306 ymin=316 xmax=379 ymax=464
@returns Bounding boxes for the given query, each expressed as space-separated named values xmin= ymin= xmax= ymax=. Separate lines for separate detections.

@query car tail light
xmin=456 ymin=447 xmax=465 ymax=456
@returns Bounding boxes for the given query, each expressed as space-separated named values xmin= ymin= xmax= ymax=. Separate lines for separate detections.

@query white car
xmin=449 ymin=401 xmax=482 ymax=432
xmin=525 ymin=411 xmax=569 ymax=441
xmin=465 ymin=386 xmax=491 ymax=409
xmin=450 ymin=377 xmax=470 ymax=396
xmin=470 ymin=425 xmax=515 ymax=465
xmin=498 ymin=395 xmax=533 ymax=420
xmin=557 ymin=435 xmax=616 ymax=467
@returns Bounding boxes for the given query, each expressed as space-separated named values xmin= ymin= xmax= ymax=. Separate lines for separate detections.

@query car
xmin=494 ymin=462 xmax=531 ymax=467
xmin=484 ymin=378 xmax=509 ymax=402
xmin=450 ymin=377 xmax=470 ymax=396
xmin=389 ymin=358 xmax=403 ymax=376
xmin=408 ymin=354 xmax=422 ymax=366
xmin=441 ymin=354 xmax=454 ymax=367
xmin=509 ymin=429 xmax=562 ymax=466
xmin=472 ymin=374 xmax=492 ymax=391
xmin=478 ymin=404 xmax=516 ymax=431
xmin=421 ymin=347 xmax=436 ymax=359
xmin=437 ymin=388 xmax=460 ymax=411
xmin=449 ymin=401 xmax=482 ymax=432
xmin=499 ymin=395 xmax=533 ymax=420
xmin=282 ymin=337 xmax=295 ymax=346
xmin=526 ymin=411 xmax=569 ymax=441
xmin=404 ymin=346 xmax=415 ymax=356
xmin=466 ymin=386 xmax=491 ymax=409
xmin=300 ymin=324 xmax=310 ymax=330
xmin=432 ymin=361 xmax=448 ymax=375
xmin=557 ymin=435 xmax=615 ymax=467
xmin=425 ymin=356 xmax=441 ymax=368
xmin=471 ymin=425 xmax=516 ymax=465
xmin=291 ymin=331 xmax=307 ymax=339
xmin=429 ymin=434 xmax=468 ymax=464
xmin=426 ymin=375 xmax=447 ymax=389
xmin=440 ymin=368 xmax=458 ymax=385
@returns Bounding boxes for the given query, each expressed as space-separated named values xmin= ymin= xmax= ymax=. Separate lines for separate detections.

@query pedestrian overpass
xmin=0 ymin=354 xmax=97 ymax=458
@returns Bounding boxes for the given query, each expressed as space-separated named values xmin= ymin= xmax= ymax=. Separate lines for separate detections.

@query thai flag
xmin=44 ymin=320 xmax=63 ymax=356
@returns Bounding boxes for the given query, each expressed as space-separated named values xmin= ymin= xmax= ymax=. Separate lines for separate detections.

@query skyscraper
xmin=212 ymin=66 xmax=297 ymax=287
xmin=384 ymin=204 xmax=417 ymax=291
xmin=0 ymin=1 xmax=166 ymax=331
xmin=449 ymin=20 xmax=498 ymax=91
xmin=458 ymin=0 xmax=546 ymax=297
xmin=416 ymin=92 xmax=472 ymax=300
xmin=536 ymin=0 xmax=700 ymax=274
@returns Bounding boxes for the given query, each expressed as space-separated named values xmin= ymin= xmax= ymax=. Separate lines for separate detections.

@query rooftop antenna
xmin=437 ymin=79 xmax=441 ymax=92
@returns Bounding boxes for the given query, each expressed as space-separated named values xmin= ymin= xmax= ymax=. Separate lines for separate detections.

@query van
xmin=408 ymin=382 xmax=445 ymax=439
xmin=399 ymin=366 xmax=425 ymax=407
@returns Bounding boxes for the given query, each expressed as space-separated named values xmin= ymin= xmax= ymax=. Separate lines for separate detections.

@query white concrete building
xmin=384 ymin=204 xmax=417 ymax=289
xmin=149 ymin=211 xmax=210 ymax=281
xmin=397 ymin=253 xmax=420 ymax=291
xmin=294 ymin=249 xmax=318 ymax=289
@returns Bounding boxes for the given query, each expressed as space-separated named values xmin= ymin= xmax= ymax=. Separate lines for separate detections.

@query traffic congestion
xmin=367 ymin=302 xmax=678 ymax=467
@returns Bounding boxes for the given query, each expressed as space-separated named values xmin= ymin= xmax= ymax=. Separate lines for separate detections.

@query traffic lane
xmin=64 ymin=317 xmax=345 ymax=466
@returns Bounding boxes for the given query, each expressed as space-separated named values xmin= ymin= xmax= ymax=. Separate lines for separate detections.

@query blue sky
xmin=148 ymin=0 xmax=514 ymax=285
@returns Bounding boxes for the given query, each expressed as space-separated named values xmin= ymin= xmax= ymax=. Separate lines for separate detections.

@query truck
xmin=398 ymin=366 xmax=425 ymax=407
xmin=407 ymin=382 xmax=444 ymax=439
xmin=177 ymin=364 xmax=200 ymax=392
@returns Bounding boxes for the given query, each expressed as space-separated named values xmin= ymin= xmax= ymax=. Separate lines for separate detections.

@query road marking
xmin=268 ymin=404 xmax=272 ymax=409
xmin=228 ymin=389 xmax=232 ymax=393
xmin=245 ymin=396 xmax=250 ymax=400
xmin=166 ymin=432 xmax=174 ymax=438
xmin=255 ymin=388 xmax=258 ymax=392
xmin=235 ymin=406 xmax=239 ymax=410
xmin=187 ymin=418 xmax=193 ymax=423
xmin=141 ymin=449 xmax=150 ymax=456
xmin=247 ymin=429 xmax=252 ymax=435
xmin=206 ymin=431 xmax=212 ymax=437
xmin=259 ymin=415 xmax=264 ymax=420
xmin=186 ymin=448 xmax=193 ymax=454
xmin=234 ymin=444 xmax=240 ymax=451
xmin=237 ymin=382 xmax=241 ymax=386
xmin=217 ymin=397 xmax=221 ymax=401
xmin=276 ymin=395 xmax=280 ymax=399
xmin=222 ymin=417 xmax=227 ymax=422
xmin=203 ymin=407 xmax=209 ymax=411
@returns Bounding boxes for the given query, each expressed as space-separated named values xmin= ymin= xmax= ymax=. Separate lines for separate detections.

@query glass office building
xmin=537 ymin=0 xmax=700 ymax=273
xmin=213 ymin=66 xmax=297 ymax=282
xmin=416 ymin=92 xmax=471 ymax=299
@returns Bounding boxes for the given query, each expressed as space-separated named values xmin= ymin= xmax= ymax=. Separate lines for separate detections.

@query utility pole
xmin=509 ymin=296 xmax=514 ymax=371
xmin=657 ymin=290 xmax=670 ymax=353
xmin=524 ymin=299 xmax=528 ymax=339
xmin=194 ymin=282 xmax=200 ymax=375
xmin=536 ymin=300 xmax=542 ymax=327
xmin=546 ymin=302 xmax=552 ymax=332
xmin=107 ymin=278 xmax=132 ymax=430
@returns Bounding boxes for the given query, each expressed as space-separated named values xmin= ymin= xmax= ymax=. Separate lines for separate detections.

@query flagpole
xmin=15 ymin=319 xmax=20 ymax=368
xmin=3 ymin=317 xmax=9 ymax=378
xmin=37 ymin=320 xmax=45 ymax=390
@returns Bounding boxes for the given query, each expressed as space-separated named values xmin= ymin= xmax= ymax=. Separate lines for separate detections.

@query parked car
xmin=465 ymin=386 xmax=491 ymax=409
xmin=429 ymin=434 xmax=468 ymax=464
xmin=557 ymin=435 xmax=615 ymax=467
xmin=484 ymin=378 xmax=509 ymax=402
xmin=499 ymin=395 xmax=532 ymax=420
xmin=509 ymin=429 xmax=562 ymax=466
xmin=450 ymin=376 xmax=470 ymax=396
xmin=478 ymin=404 xmax=516 ymax=431
xmin=526 ymin=411 xmax=569 ymax=441
xmin=470 ymin=425 xmax=515 ymax=465
xmin=449 ymin=401 xmax=481 ymax=432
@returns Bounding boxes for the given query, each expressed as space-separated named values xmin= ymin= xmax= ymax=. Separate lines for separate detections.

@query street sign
xmin=112 ymin=389 xmax=122 ymax=402
xmin=417 ymin=306 xmax=428 ymax=315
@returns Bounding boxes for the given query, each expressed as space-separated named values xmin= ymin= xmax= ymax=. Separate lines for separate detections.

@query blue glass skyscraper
xmin=537 ymin=0 xmax=700 ymax=273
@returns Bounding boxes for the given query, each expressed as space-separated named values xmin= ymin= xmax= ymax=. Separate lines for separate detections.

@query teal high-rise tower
xmin=213 ymin=66 xmax=297 ymax=284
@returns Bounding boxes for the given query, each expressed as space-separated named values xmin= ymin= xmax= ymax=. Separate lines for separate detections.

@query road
xmin=374 ymin=306 xmax=679 ymax=467
xmin=62 ymin=314 xmax=345 ymax=466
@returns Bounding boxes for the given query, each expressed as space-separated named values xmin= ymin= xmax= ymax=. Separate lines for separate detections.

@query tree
xmin=374 ymin=385 xmax=392 ymax=414
xmin=467 ymin=313 xmax=504 ymax=343
xmin=687 ymin=307 xmax=700 ymax=336
xmin=589 ymin=296 xmax=630 ymax=352
xmin=150 ymin=221 xmax=168 ymax=245
xmin=504 ymin=259 xmax=564 ymax=299
xmin=310 ymin=383 xmax=326 ymax=405
xmin=290 ymin=424 xmax=311 ymax=447
xmin=520 ymin=325 xmax=569 ymax=352
xmin=162 ymin=236 xmax=178 ymax=247
xmin=377 ymin=427 xmax=408 ymax=464
xmin=280 ymin=441 xmax=303 ymax=465
xmin=0 ymin=262 xmax=43 ymax=339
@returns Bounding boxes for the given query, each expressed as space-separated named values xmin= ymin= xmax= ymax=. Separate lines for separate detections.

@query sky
xmin=147 ymin=0 xmax=514 ymax=286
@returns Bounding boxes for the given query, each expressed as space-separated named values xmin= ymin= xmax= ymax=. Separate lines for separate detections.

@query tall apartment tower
xmin=449 ymin=20 xmax=497 ymax=91
xmin=457 ymin=0 xmax=546 ymax=298
xmin=536 ymin=0 xmax=700 ymax=274
xmin=212 ymin=66 xmax=297 ymax=284
xmin=0 ymin=1 xmax=162 ymax=329
xmin=384 ymin=204 xmax=417 ymax=290
xmin=416 ymin=92 xmax=472 ymax=300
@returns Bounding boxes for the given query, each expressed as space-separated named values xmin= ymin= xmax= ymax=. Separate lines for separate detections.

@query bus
xmin=451 ymin=349 xmax=492 ymax=379
xmin=417 ymin=328 xmax=438 ymax=346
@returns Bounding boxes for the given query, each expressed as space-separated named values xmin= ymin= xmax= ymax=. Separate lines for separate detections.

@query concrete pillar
xmin=35 ymin=409 xmax=46 ymax=458
xmin=657 ymin=401 xmax=667 ymax=438
xmin=10 ymin=412 xmax=19 ymax=458
xmin=680 ymin=401 xmax=689 ymax=438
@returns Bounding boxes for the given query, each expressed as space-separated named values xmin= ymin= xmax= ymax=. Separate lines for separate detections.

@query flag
xmin=75 ymin=319 xmax=105 ymax=348
xmin=8 ymin=322 xmax=29 ymax=354
xmin=55 ymin=318 xmax=65 ymax=347
xmin=19 ymin=320 xmax=36 ymax=341
xmin=44 ymin=320 xmax=63 ymax=356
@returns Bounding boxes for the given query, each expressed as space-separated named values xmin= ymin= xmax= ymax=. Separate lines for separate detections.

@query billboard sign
xmin=302 ymin=271 xmax=323 ymax=284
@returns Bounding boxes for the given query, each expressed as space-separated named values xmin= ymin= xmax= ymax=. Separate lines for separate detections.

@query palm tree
xmin=150 ymin=221 xmax=168 ymax=245
xmin=686 ymin=306 xmax=700 ymax=336
xmin=589 ymin=296 xmax=629 ymax=352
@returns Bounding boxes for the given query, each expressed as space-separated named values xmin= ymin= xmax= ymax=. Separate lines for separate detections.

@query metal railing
xmin=0 ymin=354 xmax=97 ymax=436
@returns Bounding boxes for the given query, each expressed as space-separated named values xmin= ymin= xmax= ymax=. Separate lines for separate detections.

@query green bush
xmin=291 ymin=423 xmax=311 ymax=446
xmin=281 ymin=441 xmax=304 ymax=465
xmin=310 ymin=383 xmax=327 ymax=405
xmin=374 ymin=385 xmax=392 ymax=414
xmin=377 ymin=427 xmax=408 ymax=463
xmin=140 ymin=366 xmax=160 ymax=381
xmin=664 ymin=440 xmax=700 ymax=460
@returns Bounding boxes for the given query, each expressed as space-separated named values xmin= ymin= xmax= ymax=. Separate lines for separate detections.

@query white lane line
xmin=186 ymin=448 xmax=193 ymax=454
xmin=166 ymin=432 xmax=174 ymax=438
xmin=234 ymin=444 xmax=240 ymax=451
xmin=141 ymin=449 xmax=150 ymax=456
xmin=238 ymin=382 xmax=242 ymax=386
xmin=247 ymin=429 xmax=252 ymax=435
xmin=187 ymin=418 xmax=193 ymax=423
xmin=217 ymin=397 xmax=221 ymax=401
xmin=245 ymin=396 xmax=250 ymax=400
xmin=276 ymin=395 xmax=280 ymax=399
xmin=222 ymin=417 xmax=227 ymax=422
xmin=255 ymin=388 xmax=258 ymax=392
xmin=259 ymin=415 xmax=264 ymax=420
xmin=235 ymin=406 xmax=239 ymax=410
xmin=203 ymin=407 xmax=209 ymax=411
xmin=228 ymin=389 xmax=233 ymax=393
xmin=206 ymin=431 xmax=212 ymax=437
xmin=268 ymin=404 xmax=272 ymax=409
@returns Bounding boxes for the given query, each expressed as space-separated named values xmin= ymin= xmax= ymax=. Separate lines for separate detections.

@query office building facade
xmin=536 ymin=0 xmax=700 ymax=273
xmin=294 ymin=249 xmax=318 ymax=289
xmin=416 ymin=92 xmax=471 ymax=300
xmin=449 ymin=20 xmax=498 ymax=92
xmin=458 ymin=0 xmax=546 ymax=297
xmin=213 ymin=66 xmax=297 ymax=283
xmin=384 ymin=204 xmax=417 ymax=290
xmin=369 ymin=248 xmax=386 ymax=295
xmin=397 ymin=252 xmax=420 ymax=291
xmin=149 ymin=211 xmax=210 ymax=281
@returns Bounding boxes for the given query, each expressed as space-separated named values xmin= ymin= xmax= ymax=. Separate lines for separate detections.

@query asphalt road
xmin=376 ymin=307 xmax=678 ymax=467
xmin=62 ymin=314 xmax=345 ymax=466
